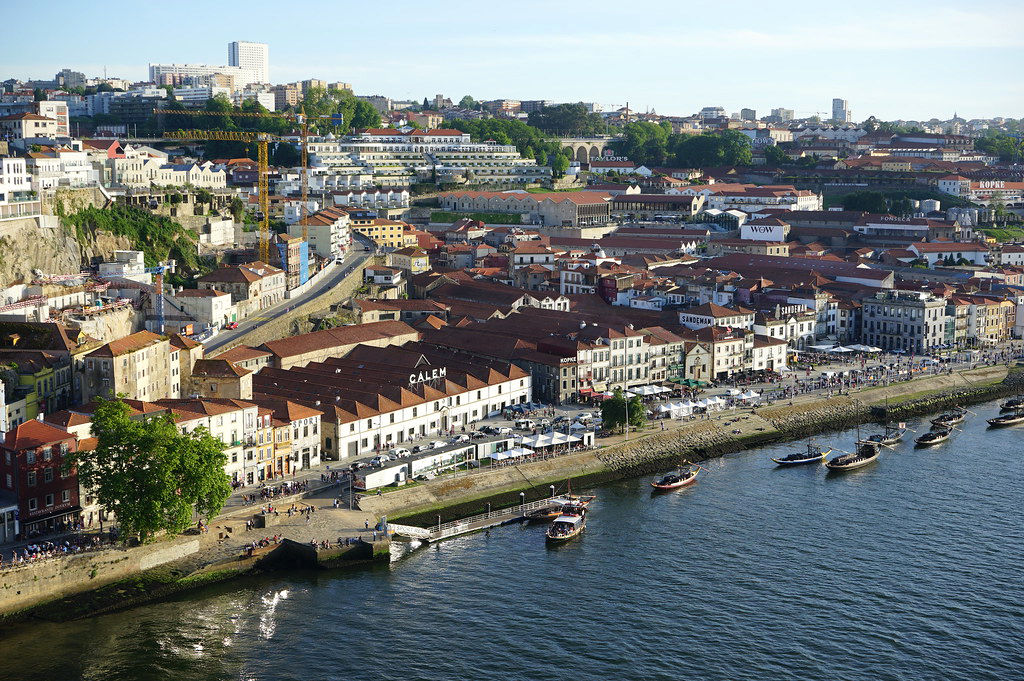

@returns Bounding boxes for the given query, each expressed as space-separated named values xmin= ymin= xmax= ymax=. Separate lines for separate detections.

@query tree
xmin=69 ymin=399 xmax=231 ymax=542
xmin=527 ymin=103 xmax=607 ymax=136
xmin=229 ymin=196 xmax=245 ymax=223
xmin=195 ymin=188 xmax=213 ymax=205
xmin=458 ymin=95 xmax=477 ymax=109
xmin=764 ymin=144 xmax=789 ymax=166
xmin=841 ymin=190 xmax=888 ymax=213
xmin=599 ymin=389 xmax=646 ymax=432
xmin=551 ymin=152 xmax=570 ymax=178
xmin=272 ymin=141 xmax=300 ymax=166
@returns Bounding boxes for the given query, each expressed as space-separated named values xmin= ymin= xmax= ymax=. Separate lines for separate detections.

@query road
xmin=203 ymin=241 xmax=373 ymax=354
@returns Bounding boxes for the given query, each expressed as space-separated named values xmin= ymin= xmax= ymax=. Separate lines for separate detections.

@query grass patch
xmin=980 ymin=227 xmax=1024 ymax=242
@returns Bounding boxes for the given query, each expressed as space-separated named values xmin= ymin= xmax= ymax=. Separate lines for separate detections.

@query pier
xmin=388 ymin=496 xmax=567 ymax=542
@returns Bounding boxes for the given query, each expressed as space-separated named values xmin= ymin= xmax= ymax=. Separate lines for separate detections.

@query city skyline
xmin=2 ymin=0 xmax=1023 ymax=121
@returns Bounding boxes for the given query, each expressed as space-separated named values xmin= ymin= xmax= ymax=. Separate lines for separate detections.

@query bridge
xmin=559 ymin=136 xmax=618 ymax=163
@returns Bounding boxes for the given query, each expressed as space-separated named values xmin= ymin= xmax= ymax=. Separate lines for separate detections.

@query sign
xmin=409 ymin=367 xmax=446 ymax=386
xmin=740 ymin=223 xmax=786 ymax=241
xmin=978 ymin=180 xmax=1005 ymax=189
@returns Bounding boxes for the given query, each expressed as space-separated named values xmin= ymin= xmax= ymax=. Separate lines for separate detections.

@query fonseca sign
xmin=740 ymin=223 xmax=786 ymax=241
xmin=409 ymin=367 xmax=447 ymax=385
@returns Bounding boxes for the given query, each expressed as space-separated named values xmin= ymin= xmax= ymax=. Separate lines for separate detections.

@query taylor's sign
xmin=409 ymin=367 xmax=446 ymax=385
xmin=740 ymin=223 xmax=785 ymax=241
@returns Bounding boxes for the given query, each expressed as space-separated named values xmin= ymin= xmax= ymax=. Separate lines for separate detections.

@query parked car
xmin=389 ymin=447 xmax=411 ymax=458
xmin=430 ymin=440 xmax=447 ymax=449
xmin=450 ymin=434 xmax=469 ymax=444
xmin=469 ymin=430 xmax=487 ymax=439
xmin=224 ymin=321 xmax=239 ymax=330
xmin=537 ymin=418 xmax=551 ymax=427
xmin=412 ymin=444 xmax=432 ymax=454
xmin=350 ymin=461 xmax=367 ymax=471
xmin=514 ymin=419 xmax=536 ymax=430
xmin=494 ymin=426 xmax=513 ymax=436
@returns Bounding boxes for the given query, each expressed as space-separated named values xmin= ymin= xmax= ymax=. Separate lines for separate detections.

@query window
xmin=5 ymin=474 xmax=10 ymax=488
xmin=45 ymin=493 xmax=54 ymax=507
xmin=61 ymin=490 xmax=70 ymax=503
xmin=44 ymin=468 xmax=54 ymax=483
xmin=27 ymin=471 xmax=37 ymax=486
xmin=28 ymin=498 xmax=37 ymax=512
xmin=26 ymin=451 xmax=35 ymax=465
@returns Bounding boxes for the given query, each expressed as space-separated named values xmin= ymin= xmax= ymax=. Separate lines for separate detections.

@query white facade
xmin=0 ymin=156 xmax=40 ymax=220
xmin=25 ymin=148 xmax=96 ymax=190
xmin=172 ymin=86 xmax=232 ymax=107
xmin=228 ymin=41 xmax=269 ymax=84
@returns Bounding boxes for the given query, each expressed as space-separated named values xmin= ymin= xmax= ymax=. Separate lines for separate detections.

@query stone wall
xmin=0 ymin=536 xmax=199 ymax=616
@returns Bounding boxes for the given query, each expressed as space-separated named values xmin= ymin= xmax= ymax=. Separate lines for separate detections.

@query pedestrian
xmin=365 ymin=520 xmax=369 ymax=530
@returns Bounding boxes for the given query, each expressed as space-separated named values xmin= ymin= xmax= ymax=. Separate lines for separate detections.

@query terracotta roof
xmin=3 ymin=419 xmax=74 ymax=450
xmin=260 ymin=320 xmax=419 ymax=360
xmin=86 ymin=330 xmax=165 ymax=358
xmin=211 ymin=345 xmax=273 ymax=363
xmin=169 ymin=333 xmax=201 ymax=350
xmin=191 ymin=358 xmax=252 ymax=378
xmin=43 ymin=410 xmax=92 ymax=428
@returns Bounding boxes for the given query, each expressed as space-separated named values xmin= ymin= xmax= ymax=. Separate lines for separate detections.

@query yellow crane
xmin=164 ymin=128 xmax=276 ymax=263
xmin=155 ymin=108 xmax=337 ymax=242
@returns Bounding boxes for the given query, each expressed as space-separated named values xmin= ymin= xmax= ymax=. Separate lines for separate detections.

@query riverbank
xmin=1 ymin=364 xmax=1019 ymax=625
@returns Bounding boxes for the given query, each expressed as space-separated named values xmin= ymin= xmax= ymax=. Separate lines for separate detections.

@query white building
xmin=172 ymin=86 xmax=232 ymax=107
xmin=24 ymin=147 xmax=96 ymax=190
xmin=228 ymin=41 xmax=269 ymax=85
xmin=0 ymin=155 xmax=40 ymax=220
xmin=169 ymin=288 xmax=236 ymax=329
xmin=288 ymin=207 xmax=351 ymax=259
xmin=98 ymin=250 xmax=151 ymax=283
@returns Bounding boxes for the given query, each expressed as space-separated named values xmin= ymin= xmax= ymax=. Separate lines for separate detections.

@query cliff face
xmin=0 ymin=216 xmax=132 ymax=286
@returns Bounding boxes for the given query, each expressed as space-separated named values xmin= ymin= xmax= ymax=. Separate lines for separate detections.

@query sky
xmin=4 ymin=0 xmax=1023 ymax=121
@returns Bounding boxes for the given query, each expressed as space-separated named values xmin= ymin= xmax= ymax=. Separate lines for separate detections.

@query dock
xmin=388 ymin=496 xmax=566 ymax=543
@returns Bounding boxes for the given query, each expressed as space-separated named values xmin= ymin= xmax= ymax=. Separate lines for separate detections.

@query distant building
xmin=832 ymin=98 xmax=851 ymax=123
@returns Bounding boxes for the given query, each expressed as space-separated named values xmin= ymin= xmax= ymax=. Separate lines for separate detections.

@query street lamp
xmin=550 ymin=484 xmax=555 ymax=499
xmin=519 ymin=491 xmax=525 ymax=510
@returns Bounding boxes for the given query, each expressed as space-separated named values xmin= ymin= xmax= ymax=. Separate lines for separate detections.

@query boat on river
xmin=999 ymin=396 xmax=1024 ymax=411
xmin=771 ymin=441 xmax=831 ymax=466
xmin=857 ymin=423 xmax=906 ymax=447
xmin=825 ymin=442 xmax=881 ymax=471
xmin=651 ymin=467 xmax=699 ymax=490
xmin=524 ymin=495 xmax=596 ymax=522
xmin=987 ymin=408 xmax=1024 ymax=427
xmin=546 ymin=509 xmax=586 ymax=544
xmin=916 ymin=427 xmax=952 ymax=447
xmin=931 ymin=408 xmax=966 ymax=427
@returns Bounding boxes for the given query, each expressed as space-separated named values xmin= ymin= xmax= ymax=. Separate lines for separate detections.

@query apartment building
xmin=0 ymin=154 xmax=41 ymax=220
xmin=440 ymin=190 xmax=612 ymax=227
xmin=861 ymin=291 xmax=948 ymax=353
xmin=0 ymin=420 xmax=80 ymax=537
xmin=81 ymin=330 xmax=180 ymax=403
xmin=288 ymin=207 xmax=351 ymax=259
xmin=197 ymin=262 xmax=286 ymax=317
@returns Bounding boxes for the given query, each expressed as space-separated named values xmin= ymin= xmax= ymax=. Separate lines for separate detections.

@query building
xmin=678 ymin=303 xmax=755 ymax=330
xmin=609 ymin=194 xmax=704 ymax=220
xmin=197 ymin=262 xmax=285 ymax=317
xmin=390 ymin=247 xmax=431 ymax=274
xmin=440 ymin=190 xmax=612 ymax=228
xmin=253 ymin=342 xmax=531 ymax=459
xmin=272 ymin=233 xmax=309 ymax=289
xmin=861 ymin=291 xmax=948 ymax=353
xmin=0 ymin=154 xmax=41 ymax=220
xmin=258 ymin=320 xmax=420 ymax=370
xmin=189 ymin=359 xmax=253 ymax=400
xmin=82 ymin=331 xmax=180 ymax=402
xmin=832 ymin=98 xmax=851 ymax=123
xmin=228 ymin=41 xmax=269 ymax=84
xmin=350 ymin=217 xmax=408 ymax=249
xmin=0 ymin=113 xmax=59 ymax=141
xmin=0 ymin=419 xmax=80 ymax=537
xmin=169 ymin=288 xmax=236 ymax=330
xmin=172 ymin=85 xmax=232 ymax=107
xmin=908 ymin=242 xmax=990 ymax=267
xmin=289 ymin=207 xmax=351 ymax=259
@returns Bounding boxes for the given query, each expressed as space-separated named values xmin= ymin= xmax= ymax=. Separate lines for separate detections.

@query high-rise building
xmin=228 ymin=41 xmax=269 ymax=84
xmin=831 ymin=98 xmax=850 ymax=123
xmin=54 ymin=69 xmax=86 ymax=89
xmin=740 ymin=108 xmax=756 ymax=122
xmin=771 ymin=108 xmax=794 ymax=121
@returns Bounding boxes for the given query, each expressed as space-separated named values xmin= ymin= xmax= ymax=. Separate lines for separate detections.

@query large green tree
xmin=300 ymin=86 xmax=380 ymax=133
xmin=527 ymin=103 xmax=607 ymax=136
xmin=70 ymin=399 xmax=231 ymax=542
xmin=600 ymin=389 xmax=646 ymax=432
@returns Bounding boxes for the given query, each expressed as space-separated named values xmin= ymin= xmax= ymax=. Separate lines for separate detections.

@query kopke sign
xmin=409 ymin=367 xmax=447 ymax=385
xmin=740 ymin=223 xmax=785 ymax=241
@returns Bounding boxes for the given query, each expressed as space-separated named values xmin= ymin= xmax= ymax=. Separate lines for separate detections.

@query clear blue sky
xmin=4 ymin=0 xmax=1022 ymax=121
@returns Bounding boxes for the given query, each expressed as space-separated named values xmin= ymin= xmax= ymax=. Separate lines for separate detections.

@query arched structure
xmin=560 ymin=137 xmax=616 ymax=164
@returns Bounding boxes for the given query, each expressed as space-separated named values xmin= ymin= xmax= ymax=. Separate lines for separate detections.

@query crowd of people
xmin=1 ymin=535 xmax=111 ymax=571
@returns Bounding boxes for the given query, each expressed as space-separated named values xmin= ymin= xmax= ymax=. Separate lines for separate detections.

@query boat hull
xmin=651 ymin=474 xmax=698 ymax=490
xmin=771 ymin=454 xmax=827 ymax=466
xmin=545 ymin=525 xmax=585 ymax=543
xmin=826 ymin=453 xmax=880 ymax=471
xmin=988 ymin=415 xmax=1024 ymax=427
xmin=916 ymin=433 xmax=950 ymax=446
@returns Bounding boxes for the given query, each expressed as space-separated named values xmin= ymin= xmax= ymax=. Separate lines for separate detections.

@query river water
xmin=3 ymin=399 xmax=1023 ymax=681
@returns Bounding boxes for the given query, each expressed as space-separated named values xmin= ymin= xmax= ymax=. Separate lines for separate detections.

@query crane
xmin=154 ymin=108 xmax=342 ymax=240
xmin=144 ymin=260 xmax=176 ymax=334
xmin=164 ymin=129 xmax=276 ymax=263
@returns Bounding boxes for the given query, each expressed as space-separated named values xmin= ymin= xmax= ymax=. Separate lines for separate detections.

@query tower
xmin=228 ymin=41 xmax=269 ymax=84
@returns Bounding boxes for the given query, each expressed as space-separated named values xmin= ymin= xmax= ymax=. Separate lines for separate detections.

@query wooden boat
xmin=931 ymin=408 xmax=966 ymax=427
xmin=771 ymin=442 xmax=831 ymax=466
xmin=999 ymin=396 xmax=1024 ymax=411
xmin=825 ymin=442 xmax=881 ymax=472
xmin=858 ymin=423 xmax=906 ymax=446
xmin=916 ymin=427 xmax=952 ymax=446
xmin=987 ymin=409 xmax=1024 ymax=427
xmin=651 ymin=467 xmax=698 ymax=490
xmin=545 ymin=509 xmax=586 ymax=543
xmin=524 ymin=495 xmax=596 ymax=522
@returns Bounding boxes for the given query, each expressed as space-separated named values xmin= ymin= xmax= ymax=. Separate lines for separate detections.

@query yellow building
xmin=389 ymin=246 xmax=432 ymax=274
xmin=350 ymin=217 xmax=408 ymax=249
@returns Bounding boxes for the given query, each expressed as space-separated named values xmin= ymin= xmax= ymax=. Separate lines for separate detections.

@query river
xmin=3 ymin=398 xmax=1022 ymax=681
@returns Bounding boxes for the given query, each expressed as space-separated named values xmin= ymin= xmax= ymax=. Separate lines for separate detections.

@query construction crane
xmin=155 ymin=108 xmax=341 ymax=240
xmin=144 ymin=260 xmax=176 ymax=334
xmin=164 ymin=129 xmax=277 ymax=263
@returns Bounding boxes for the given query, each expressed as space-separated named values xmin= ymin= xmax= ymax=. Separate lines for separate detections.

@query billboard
xmin=740 ymin=223 xmax=786 ymax=241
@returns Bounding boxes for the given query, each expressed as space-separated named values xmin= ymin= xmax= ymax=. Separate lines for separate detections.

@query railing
xmin=425 ymin=496 xmax=563 ymax=541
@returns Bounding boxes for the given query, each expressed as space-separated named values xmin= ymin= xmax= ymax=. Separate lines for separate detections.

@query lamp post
xmin=519 ymin=491 xmax=525 ymax=511
xmin=549 ymin=484 xmax=555 ymax=499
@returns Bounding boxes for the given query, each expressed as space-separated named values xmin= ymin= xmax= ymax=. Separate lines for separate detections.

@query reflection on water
xmin=2 ymin=399 xmax=1022 ymax=681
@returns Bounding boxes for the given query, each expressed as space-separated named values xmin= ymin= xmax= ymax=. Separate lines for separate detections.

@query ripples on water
xmin=3 ymin=400 xmax=1023 ymax=681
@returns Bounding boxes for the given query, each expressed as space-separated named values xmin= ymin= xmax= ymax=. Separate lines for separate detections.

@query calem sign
xmin=409 ymin=367 xmax=447 ymax=386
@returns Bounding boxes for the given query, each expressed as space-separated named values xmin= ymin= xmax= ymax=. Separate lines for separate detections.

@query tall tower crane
xmin=155 ymin=108 xmax=340 ymax=241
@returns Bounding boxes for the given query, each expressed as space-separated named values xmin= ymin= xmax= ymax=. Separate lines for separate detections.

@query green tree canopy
xmin=458 ymin=95 xmax=477 ymax=109
xmin=527 ymin=103 xmax=607 ymax=136
xmin=298 ymin=86 xmax=381 ymax=133
xmin=599 ymin=389 xmax=646 ymax=431
xmin=764 ymin=144 xmax=790 ymax=166
xmin=447 ymin=117 xmax=567 ymax=174
xmin=70 ymin=399 xmax=231 ymax=542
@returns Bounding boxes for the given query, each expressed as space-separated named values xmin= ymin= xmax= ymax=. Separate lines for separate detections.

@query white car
xmin=494 ymin=426 xmax=513 ymax=436
xmin=450 ymin=434 xmax=469 ymax=444
xmin=390 ymin=447 xmax=411 ymax=458
xmin=430 ymin=440 xmax=447 ymax=449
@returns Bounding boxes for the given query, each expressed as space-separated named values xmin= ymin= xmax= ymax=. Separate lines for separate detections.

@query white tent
xmin=727 ymin=388 xmax=742 ymax=396
xmin=657 ymin=404 xmax=673 ymax=413
xmin=569 ymin=421 xmax=588 ymax=430
xmin=492 ymin=447 xmax=534 ymax=461
xmin=739 ymin=390 xmax=761 ymax=400
xmin=847 ymin=343 xmax=883 ymax=353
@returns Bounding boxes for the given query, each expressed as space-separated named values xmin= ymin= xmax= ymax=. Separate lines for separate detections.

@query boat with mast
xmin=931 ymin=407 xmax=966 ymax=427
xmin=651 ymin=464 xmax=699 ymax=490
xmin=999 ymin=395 xmax=1024 ymax=411
xmin=825 ymin=441 xmax=881 ymax=471
xmin=987 ymin=407 xmax=1024 ymax=427
xmin=771 ymin=441 xmax=831 ymax=466
xmin=857 ymin=422 xmax=906 ymax=447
